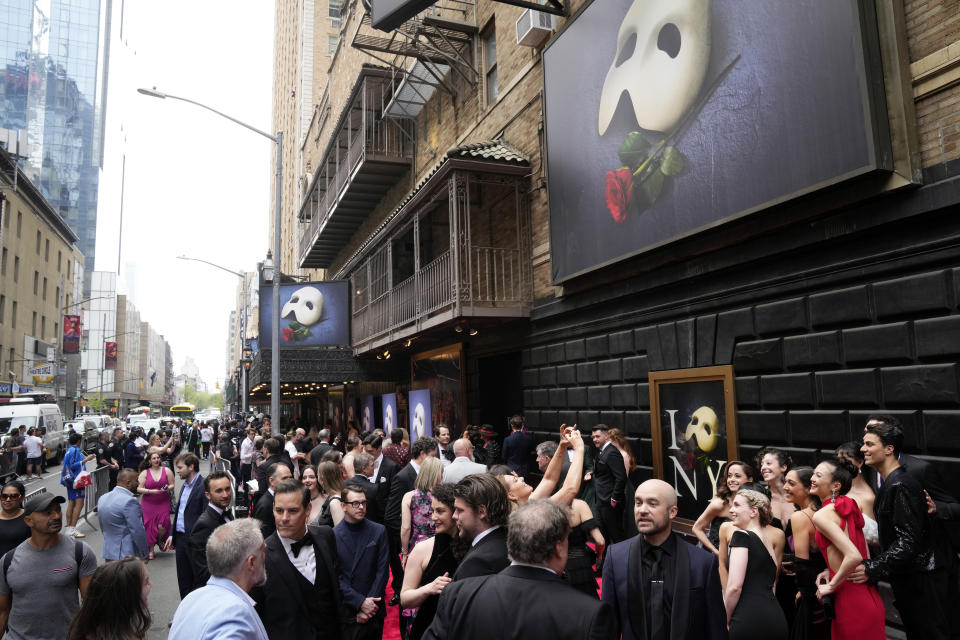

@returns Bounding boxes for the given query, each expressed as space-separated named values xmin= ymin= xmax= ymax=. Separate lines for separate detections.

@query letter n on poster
xmin=648 ymin=366 xmax=738 ymax=528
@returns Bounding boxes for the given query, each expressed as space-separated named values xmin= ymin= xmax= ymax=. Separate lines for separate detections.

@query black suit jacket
xmin=501 ymin=431 xmax=536 ymax=478
xmin=175 ymin=473 xmax=208 ymax=536
xmin=601 ymin=533 xmax=727 ymax=640
xmin=385 ymin=462 xmax=417 ymax=529
xmin=424 ymin=564 xmax=617 ymax=640
xmin=453 ymin=527 xmax=510 ymax=580
xmin=189 ymin=505 xmax=227 ymax=589
xmin=594 ymin=444 xmax=626 ymax=502
xmin=253 ymin=491 xmax=276 ymax=539
xmin=309 ymin=442 xmax=335 ymax=466
xmin=370 ymin=455 xmax=398 ymax=525
xmin=254 ymin=526 xmax=343 ymax=639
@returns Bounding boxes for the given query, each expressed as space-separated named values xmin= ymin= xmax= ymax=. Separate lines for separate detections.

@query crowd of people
xmin=0 ymin=412 xmax=953 ymax=639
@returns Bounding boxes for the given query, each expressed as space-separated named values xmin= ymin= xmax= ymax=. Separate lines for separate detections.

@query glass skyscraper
xmin=0 ymin=0 xmax=108 ymax=276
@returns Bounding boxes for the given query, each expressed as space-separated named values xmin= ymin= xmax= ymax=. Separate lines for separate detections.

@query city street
xmin=24 ymin=457 xmax=219 ymax=638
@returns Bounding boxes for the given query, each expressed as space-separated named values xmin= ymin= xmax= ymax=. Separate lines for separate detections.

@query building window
xmin=42 ymin=277 xmax=47 ymax=301
xmin=44 ymin=239 xmax=49 ymax=261
xmin=330 ymin=0 xmax=342 ymax=26
xmin=11 ymin=303 xmax=16 ymax=328
xmin=328 ymin=35 xmax=339 ymax=55
xmin=33 ymin=271 xmax=38 ymax=295
xmin=54 ymin=321 xmax=58 ymax=338
xmin=13 ymin=257 xmax=18 ymax=283
xmin=58 ymin=250 xmax=62 ymax=271
xmin=16 ymin=212 xmax=21 ymax=238
xmin=41 ymin=315 xmax=45 ymax=337
xmin=1 ymin=248 xmax=5 ymax=276
xmin=32 ymin=311 xmax=36 ymax=334
xmin=55 ymin=286 xmax=60 ymax=305
xmin=36 ymin=231 xmax=41 ymax=254
xmin=482 ymin=24 xmax=498 ymax=106
xmin=67 ymin=260 xmax=72 ymax=278
xmin=0 ymin=295 xmax=4 ymax=324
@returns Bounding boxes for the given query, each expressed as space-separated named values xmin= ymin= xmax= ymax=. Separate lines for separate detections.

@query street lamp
xmin=139 ymin=87 xmax=282 ymax=434
xmin=176 ymin=255 xmax=251 ymax=415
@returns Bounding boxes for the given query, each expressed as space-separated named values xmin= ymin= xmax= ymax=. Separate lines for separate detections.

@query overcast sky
xmin=94 ymin=0 xmax=276 ymax=389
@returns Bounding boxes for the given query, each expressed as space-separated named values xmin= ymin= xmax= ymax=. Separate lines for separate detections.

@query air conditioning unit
xmin=516 ymin=8 xmax=555 ymax=48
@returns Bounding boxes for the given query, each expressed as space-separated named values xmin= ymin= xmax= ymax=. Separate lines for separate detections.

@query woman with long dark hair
xmin=693 ymin=460 xmax=755 ymax=555
xmin=810 ymin=456 xmax=885 ymax=639
xmin=68 ymin=556 xmax=152 ymax=640
xmin=783 ymin=466 xmax=828 ymax=640
xmin=400 ymin=483 xmax=464 ymax=640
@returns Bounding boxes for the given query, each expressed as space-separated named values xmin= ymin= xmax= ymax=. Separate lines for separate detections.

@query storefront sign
xmin=543 ymin=0 xmax=890 ymax=282
xmin=648 ymin=365 xmax=739 ymax=526
xmin=259 ymin=281 xmax=350 ymax=348
xmin=408 ymin=389 xmax=432 ymax=439
xmin=30 ymin=363 xmax=54 ymax=383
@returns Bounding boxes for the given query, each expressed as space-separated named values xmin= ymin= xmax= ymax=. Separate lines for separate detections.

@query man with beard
xmin=169 ymin=518 xmax=269 ymax=640
xmin=601 ymin=479 xmax=725 ymax=640
xmin=0 ymin=494 xmax=98 ymax=640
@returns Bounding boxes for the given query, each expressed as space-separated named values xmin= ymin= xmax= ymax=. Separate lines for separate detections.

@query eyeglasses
xmin=0 ymin=494 xmax=21 ymax=501
xmin=345 ymin=500 xmax=367 ymax=509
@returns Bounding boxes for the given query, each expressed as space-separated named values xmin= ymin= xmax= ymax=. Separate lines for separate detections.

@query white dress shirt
xmin=471 ymin=524 xmax=502 ymax=547
xmin=278 ymin=532 xmax=316 ymax=583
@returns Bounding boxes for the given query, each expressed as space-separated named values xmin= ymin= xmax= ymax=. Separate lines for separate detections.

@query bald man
xmin=442 ymin=439 xmax=488 ymax=484
xmin=98 ymin=468 xmax=149 ymax=560
xmin=601 ymin=480 xmax=726 ymax=640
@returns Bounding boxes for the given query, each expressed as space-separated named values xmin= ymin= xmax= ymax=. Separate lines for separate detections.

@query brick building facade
xmin=278 ymin=0 xmax=960 ymax=500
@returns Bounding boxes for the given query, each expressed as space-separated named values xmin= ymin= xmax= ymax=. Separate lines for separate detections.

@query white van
xmin=0 ymin=399 xmax=67 ymax=462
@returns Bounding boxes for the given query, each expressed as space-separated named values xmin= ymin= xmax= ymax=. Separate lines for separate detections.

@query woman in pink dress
xmin=810 ymin=456 xmax=885 ymax=639
xmin=137 ymin=452 xmax=174 ymax=560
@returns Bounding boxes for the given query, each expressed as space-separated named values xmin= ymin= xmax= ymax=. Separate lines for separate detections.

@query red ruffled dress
xmin=814 ymin=496 xmax=885 ymax=639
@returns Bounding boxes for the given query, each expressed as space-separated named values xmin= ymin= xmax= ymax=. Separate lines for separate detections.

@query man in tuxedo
xmin=254 ymin=438 xmax=294 ymax=505
xmin=334 ymin=484 xmax=389 ymax=640
xmin=253 ymin=479 xmax=343 ymax=639
xmin=362 ymin=434 xmax=398 ymax=526
xmin=252 ymin=462 xmax=292 ymax=540
xmin=435 ymin=425 xmax=455 ymax=465
xmin=592 ymin=424 xmax=627 ymax=544
xmin=385 ymin=436 xmax=439 ymax=604
xmin=424 ymin=499 xmax=616 ymax=640
xmin=602 ymin=479 xmax=725 ymax=640
xmin=452 ymin=473 xmax=510 ymax=580
xmin=97 ymin=469 xmax=148 ymax=560
xmin=501 ymin=415 xmax=535 ymax=478
xmin=309 ymin=428 xmax=335 ymax=466
xmin=190 ymin=471 xmax=235 ymax=589
xmin=173 ymin=452 xmax=208 ymax=598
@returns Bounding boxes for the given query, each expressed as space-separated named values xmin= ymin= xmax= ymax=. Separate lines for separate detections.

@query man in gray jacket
xmin=443 ymin=439 xmax=488 ymax=484
xmin=97 ymin=468 xmax=148 ymax=560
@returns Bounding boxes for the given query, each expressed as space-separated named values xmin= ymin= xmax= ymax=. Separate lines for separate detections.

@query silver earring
xmin=831 ymin=488 xmax=837 ymax=500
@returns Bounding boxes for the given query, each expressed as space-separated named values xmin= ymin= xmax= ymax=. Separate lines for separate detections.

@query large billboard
xmin=544 ymin=0 xmax=890 ymax=283
xmin=104 ymin=342 xmax=118 ymax=370
xmin=259 ymin=281 xmax=350 ymax=348
xmin=63 ymin=315 xmax=81 ymax=354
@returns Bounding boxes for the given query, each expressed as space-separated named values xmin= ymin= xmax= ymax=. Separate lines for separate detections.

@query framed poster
xmin=362 ymin=395 xmax=375 ymax=432
xmin=408 ymin=389 xmax=432 ymax=439
xmin=649 ymin=366 xmax=738 ymax=527
xmin=382 ymin=393 xmax=398 ymax=435
xmin=411 ymin=344 xmax=466 ymax=435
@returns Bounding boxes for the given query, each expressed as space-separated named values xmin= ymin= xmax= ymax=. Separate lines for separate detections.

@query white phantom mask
xmin=684 ymin=406 xmax=720 ymax=453
xmin=280 ymin=286 xmax=324 ymax=326
xmin=363 ymin=406 xmax=371 ymax=432
xmin=598 ymin=0 xmax=712 ymax=135
xmin=412 ymin=403 xmax=426 ymax=439
xmin=385 ymin=405 xmax=394 ymax=433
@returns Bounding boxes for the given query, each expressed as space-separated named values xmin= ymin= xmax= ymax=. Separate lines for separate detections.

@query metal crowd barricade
xmin=24 ymin=485 xmax=48 ymax=502
xmin=80 ymin=465 xmax=112 ymax=531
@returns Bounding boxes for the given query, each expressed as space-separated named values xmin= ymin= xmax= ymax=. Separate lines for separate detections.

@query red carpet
xmin=383 ymin=570 xmax=402 ymax=640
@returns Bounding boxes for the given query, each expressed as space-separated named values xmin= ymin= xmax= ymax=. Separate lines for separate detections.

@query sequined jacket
xmin=863 ymin=465 xmax=937 ymax=580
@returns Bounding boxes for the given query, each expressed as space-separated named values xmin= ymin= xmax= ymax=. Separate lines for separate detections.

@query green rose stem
xmin=630 ymin=54 xmax=742 ymax=180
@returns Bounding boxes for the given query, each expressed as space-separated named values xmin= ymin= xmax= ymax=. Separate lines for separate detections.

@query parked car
xmin=67 ymin=419 xmax=101 ymax=454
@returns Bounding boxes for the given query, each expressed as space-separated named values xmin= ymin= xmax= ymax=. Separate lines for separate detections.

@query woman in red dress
xmin=810 ymin=456 xmax=885 ymax=639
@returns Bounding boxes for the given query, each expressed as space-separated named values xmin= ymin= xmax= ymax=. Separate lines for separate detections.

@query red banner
xmin=104 ymin=342 xmax=118 ymax=370
xmin=63 ymin=315 xmax=81 ymax=353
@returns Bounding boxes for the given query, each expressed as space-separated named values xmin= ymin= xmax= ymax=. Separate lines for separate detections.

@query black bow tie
xmin=290 ymin=533 xmax=312 ymax=558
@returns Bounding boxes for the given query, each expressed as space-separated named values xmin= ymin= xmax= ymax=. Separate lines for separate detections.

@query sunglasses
xmin=0 ymin=494 xmax=21 ymax=501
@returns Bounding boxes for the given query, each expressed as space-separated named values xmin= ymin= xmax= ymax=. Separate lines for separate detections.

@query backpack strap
xmin=2 ymin=547 xmax=14 ymax=585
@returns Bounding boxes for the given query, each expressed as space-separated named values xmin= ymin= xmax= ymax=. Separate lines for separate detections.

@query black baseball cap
xmin=24 ymin=493 xmax=65 ymax=515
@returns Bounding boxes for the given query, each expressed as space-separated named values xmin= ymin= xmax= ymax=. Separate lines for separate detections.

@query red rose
xmin=282 ymin=327 xmax=294 ymax=341
xmin=605 ymin=168 xmax=633 ymax=222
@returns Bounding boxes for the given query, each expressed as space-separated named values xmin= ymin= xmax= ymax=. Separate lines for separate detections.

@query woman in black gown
xmin=725 ymin=488 xmax=788 ymax=640
xmin=400 ymin=483 xmax=464 ymax=640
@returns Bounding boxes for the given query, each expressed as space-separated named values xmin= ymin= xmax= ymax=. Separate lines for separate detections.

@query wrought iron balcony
xmin=298 ymin=66 xmax=414 ymax=269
